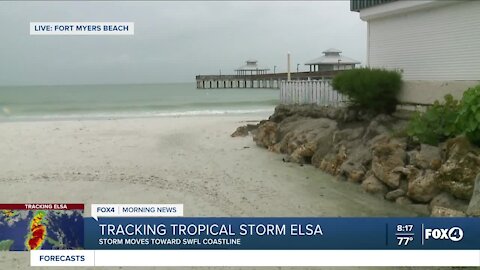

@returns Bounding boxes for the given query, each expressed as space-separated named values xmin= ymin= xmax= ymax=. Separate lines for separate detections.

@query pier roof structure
xmin=305 ymin=48 xmax=360 ymax=72
xmin=235 ymin=60 xmax=269 ymax=76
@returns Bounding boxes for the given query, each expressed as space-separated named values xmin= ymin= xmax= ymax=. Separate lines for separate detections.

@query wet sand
xmin=0 ymin=115 xmax=416 ymax=269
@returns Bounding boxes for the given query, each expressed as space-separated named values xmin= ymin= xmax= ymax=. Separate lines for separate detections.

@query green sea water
xmin=0 ymin=83 xmax=278 ymax=121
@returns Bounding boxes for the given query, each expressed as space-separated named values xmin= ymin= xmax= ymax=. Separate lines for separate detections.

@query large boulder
xmin=443 ymin=135 xmax=472 ymax=159
xmin=436 ymin=136 xmax=480 ymax=200
xmin=410 ymin=144 xmax=442 ymax=170
xmin=361 ymin=174 xmax=388 ymax=195
xmin=277 ymin=118 xmax=337 ymax=153
xmin=311 ymin=143 xmax=334 ymax=167
xmin=253 ymin=121 xmax=278 ymax=149
xmin=231 ymin=124 xmax=258 ymax=137
xmin=289 ymin=142 xmax=316 ymax=164
xmin=385 ymin=189 xmax=406 ymax=201
xmin=337 ymin=144 xmax=372 ymax=183
xmin=348 ymin=169 xmax=366 ymax=183
xmin=391 ymin=165 xmax=420 ymax=194
xmin=430 ymin=192 xmax=468 ymax=212
xmin=332 ymin=127 xmax=365 ymax=145
xmin=318 ymin=145 xmax=347 ymax=175
xmin=371 ymin=140 xmax=406 ymax=189
xmin=268 ymin=104 xmax=348 ymax=123
xmin=361 ymin=114 xmax=406 ymax=141
xmin=466 ymin=174 xmax=480 ymax=216
xmin=362 ymin=119 xmax=390 ymax=142
xmin=393 ymin=165 xmax=421 ymax=182
xmin=338 ymin=161 xmax=365 ymax=183
xmin=255 ymin=117 xmax=339 ymax=164
xmin=407 ymin=170 xmax=440 ymax=203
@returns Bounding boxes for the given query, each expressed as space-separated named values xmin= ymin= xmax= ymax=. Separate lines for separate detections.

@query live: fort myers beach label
xmin=30 ymin=22 xmax=134 ymax=35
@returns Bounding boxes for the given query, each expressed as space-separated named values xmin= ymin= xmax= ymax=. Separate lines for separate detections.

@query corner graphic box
xmin=0 ymin=203 xmax=84 ymax=251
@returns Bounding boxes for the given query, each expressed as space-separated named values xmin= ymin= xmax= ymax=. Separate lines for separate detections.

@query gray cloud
xmin=0 ymin=1 xmax=366 ymax=85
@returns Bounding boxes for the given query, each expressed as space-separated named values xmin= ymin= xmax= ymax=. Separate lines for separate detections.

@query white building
xmin=305 ymin=48 xmax=360 ymax=72
xmin=352 ymin=0 xmax=480 ymax=104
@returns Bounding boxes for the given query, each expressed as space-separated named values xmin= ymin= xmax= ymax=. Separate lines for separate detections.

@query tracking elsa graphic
xmin=25 ymin=211 xmax=48 ymax=250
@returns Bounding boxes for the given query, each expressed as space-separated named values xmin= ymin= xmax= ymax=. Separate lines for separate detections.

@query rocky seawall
xmin=232 ymin=105 xmax=480 ymax=216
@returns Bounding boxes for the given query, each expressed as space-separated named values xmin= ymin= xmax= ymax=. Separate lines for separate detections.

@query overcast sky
xmin=0 ymin=1 xmax=366 ymax=85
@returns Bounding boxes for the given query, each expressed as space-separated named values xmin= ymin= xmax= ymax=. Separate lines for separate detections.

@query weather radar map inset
xmin=0 ymin=204 xmax=84 ymax=251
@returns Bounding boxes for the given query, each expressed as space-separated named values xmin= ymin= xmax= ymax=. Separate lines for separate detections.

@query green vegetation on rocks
xmin=332 ymin=68 xmax=402 ymax=114
xmin=456 ymin=85 xmax=480 ymax=145
xmin=407 ymin=94 xmax=460 ymax=146
xmin=407 ymin=84 xmax=480 ymax=147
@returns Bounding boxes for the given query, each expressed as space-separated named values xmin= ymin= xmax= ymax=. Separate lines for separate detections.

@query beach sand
xmin=0 ymin=115 xmax=415 ymax=269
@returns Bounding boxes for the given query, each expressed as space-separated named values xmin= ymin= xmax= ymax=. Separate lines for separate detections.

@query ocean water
xmin=0 ymin=83 xmax=278 ymax=121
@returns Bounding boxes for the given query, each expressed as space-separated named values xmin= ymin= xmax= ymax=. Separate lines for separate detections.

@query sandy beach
xmin=0 ymin=114 xmax=415 ymax=269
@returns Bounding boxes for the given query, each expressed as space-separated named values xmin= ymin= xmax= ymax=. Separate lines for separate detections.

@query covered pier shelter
xmin=305 ymin=48 xmax=360 ymax=72
xmin=234 ymin=60 xmax=269 ymax=76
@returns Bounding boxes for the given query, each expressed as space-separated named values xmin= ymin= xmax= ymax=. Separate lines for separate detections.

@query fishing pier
xmin=195 ymin=50 xmax=359 ymax=90
xmin=195 ymin=70 xmax=341 ymax=89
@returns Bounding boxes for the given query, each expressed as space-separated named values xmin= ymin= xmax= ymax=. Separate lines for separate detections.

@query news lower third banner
xmin=36 ymin=217 xmax=480 ymax=266
xmin=2 ymin=203 xmax=480 ymax=266
xmin=83 ymin=217 xmax=479 ymax=250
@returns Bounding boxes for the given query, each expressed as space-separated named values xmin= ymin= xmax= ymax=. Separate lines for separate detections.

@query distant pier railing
xmin=280 ymin=80 xmax=349 ymax=107
xmin=195 ymin=71 xmax=341 ymax=89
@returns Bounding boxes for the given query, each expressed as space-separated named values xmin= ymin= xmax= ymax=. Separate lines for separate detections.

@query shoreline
xmin=0 ymin=108 xmax=275 ymax=123
xmin=0 ymin=114 xmax=414 ymax=217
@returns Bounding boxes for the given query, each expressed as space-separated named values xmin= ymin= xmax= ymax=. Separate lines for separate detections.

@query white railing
xmin=280 ymin=80 xmax=348 ymax=107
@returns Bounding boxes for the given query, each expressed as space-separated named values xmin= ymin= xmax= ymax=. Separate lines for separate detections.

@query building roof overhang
xmin=358 ymin=0 xmax=457 ymax=21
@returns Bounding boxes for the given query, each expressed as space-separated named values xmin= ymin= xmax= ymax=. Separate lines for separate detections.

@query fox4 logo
xmin=424 ymin=227 xmax=464 ymax=242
